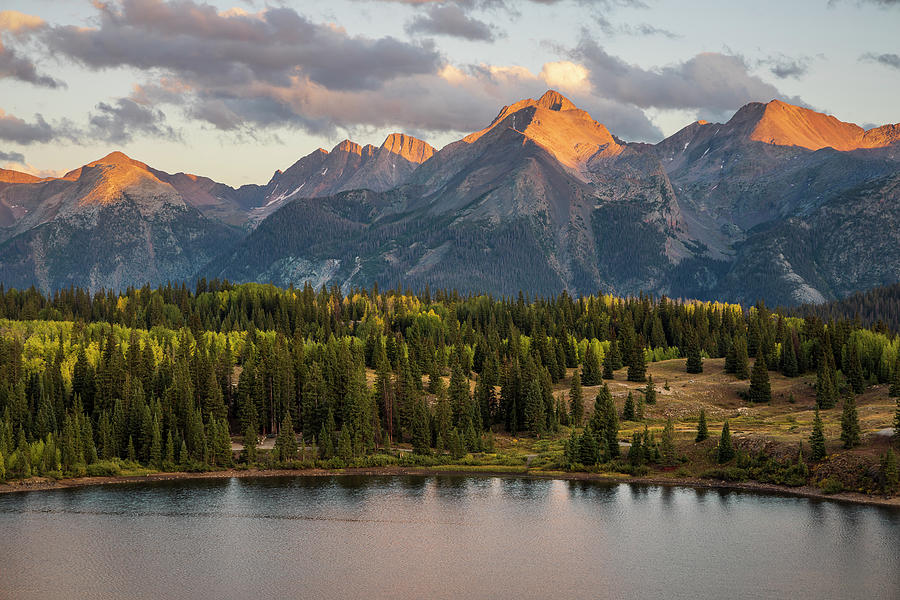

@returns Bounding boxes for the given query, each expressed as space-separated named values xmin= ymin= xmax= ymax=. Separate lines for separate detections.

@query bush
xmin=86 ymin=460 xmax=122 ymax=477
xmin=819 ymin=477 xmax=844 ymax=495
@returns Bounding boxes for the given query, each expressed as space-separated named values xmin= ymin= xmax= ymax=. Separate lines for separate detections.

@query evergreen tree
xmin=337 ymin=427 xmax=353 ymax=461
xmin=685 ymin=330 xmax=703 ymax=374
xmin=602 ymin=347 xmax=615 ymax=380
xmin=628 ymin=432 xmax=643 ymax=466
xmin=165 ymin=430 xmax=175 ymax=467
xmin=149 ymin=418 xmax=162 ymax=468
xmin=748 ymin=351 xmax=771 ymax=403
xmin=894 ymin=396 xmax=900 ymax=444
xmin=274 ymin=412 xmax=298 ymax=462
xmin=411 ymin=399 xmax=431 ymax=455
xmin=581 ymin=344 xmax=601 ymax=386
xmin=846 ymin=344 xmax=864 ymax=394
xmin=643 ymin=375 xmax=657 ymax=405
xmin=816 ymin=360 xmax=838 ymax=410
xmin=660 ymin=417 xmax=676 ymax=466
xmin=242 ymin=421 xmax=258 ymax=463
xmin=840 ymin=393 xmax=861 ymax=449
xmin=569 ymin=370 xmax=584 ymax=426
xmin=809 ymin=407 xmax=826 ymax=461
xmin=622 ymin=392 xmax=635 ymax=421
xmin=577 ymin=431 xmax=600 ymax=465
xmin=889 ymin=359 xmax=900 ymax=398
xmin=695 ymin=409 xmax=708 ymax=442
xmin=717 ymin=421 xmax=735 ymax=463
xmin=780 ymin=334 xmax=799 ymax=378
xmin=627 ymin=338 xmax=646 ymax=383
xmin=179 ymin=439 xmax=189 ymax=465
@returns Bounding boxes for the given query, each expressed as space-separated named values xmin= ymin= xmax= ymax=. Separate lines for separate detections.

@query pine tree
xmin=622 ymin=392 xmax=635 ymax=421
xmin=337 ymin=427 xmax=353 ymax=462
xmin=165 ymin=430 xmax=175 ymax=467
xmin=717 ymin=421 xmax=735 ymax=463
xmin=178 ymin=439 xmax=189 ymax=465
xmin=748 ymin=351 xmax=771 ymax=403
xmin=889 ymin=359 xmax=900 ymax=398
xmin=643 ymin=375 xmax=657 ymax=405
xmin=411 ymin=399 xmax=431 ymax=455
xmin=695 ymin=409 xmax=708 ymax=442
xmin=840 ymin=393 xmax=861 ymax=449
xmin=602 ymin=346 xmax=615 ymax=380
xmin=274 ymin=412 xmax=298 ymax=462
xmin=660 ymin=417 xmax=676 ymax=466
xmin=780 ymin=334 xmax=799 ymax=378
xmin=809 ymin=407 xmax=826 ymax=460
xmin=628 ymin=432 xmax=643 ymax=466
xmin=149 ymin=418 xmax=162 ymax=468
xmin=846 ymin=344 xmax=864 ymax=395
xmin=816 ymin=360 xmax=838 ymax=410
xmin=685 ymin=330 xmax=703 ymax=374
xmin=568 ymin=370 xmax=584 ymax=426
xmin=627 ymin=338 xmax=646 ymax=383
xmin=581 ymin=344 xmax=601 ymax=386
xmin=243 ymin=421 xmax=258 ymax=463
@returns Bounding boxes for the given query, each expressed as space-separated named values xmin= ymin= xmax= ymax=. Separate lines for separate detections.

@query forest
xmin=0 ymin=279 xmax=898 ymax=496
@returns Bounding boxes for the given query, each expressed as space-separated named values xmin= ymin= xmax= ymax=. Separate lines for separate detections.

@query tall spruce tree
xmin=840 ymin=393 xmax=861 ymax=449
xmin=569 ymin=370 xmax=584 ymax=426
xmin=748 ymin=351 xmax=771 ymax=403
xmin=622 ymin=392 xmax=635 ymax=421
xmin=846 ymin=344 xmax=864 ymax=394
xmin=602 ymin=347 xmax=615 ymax=380
xmin=581 ymin=344 xmax=602 ymax=386
xmin=660 ymin=418 xmax=676 ymax=466
xmin=627 ymin=338 xmax=646 ymax=383
xmin=685 ymin=330 xmax=703 ymax=374
xmin=695 ymin=409 xmax=708 ymax=442
xmin=643 ymin=375 xmax=657 ymax=405
xmin=717 ymin=421 xmax=735 ymax=463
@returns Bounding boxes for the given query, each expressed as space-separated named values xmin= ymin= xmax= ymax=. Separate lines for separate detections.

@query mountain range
xmin=1 ymin=90 xmax=898 ymax=305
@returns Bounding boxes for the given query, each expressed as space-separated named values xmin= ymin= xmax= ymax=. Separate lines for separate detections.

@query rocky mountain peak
xmin=381 ymin=133 xmax=435 ymax=163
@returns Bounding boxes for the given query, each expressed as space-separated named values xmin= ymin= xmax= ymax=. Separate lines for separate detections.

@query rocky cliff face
xmin=3 ymin=90 xmax=899 ymax=304
xmin=0 ymin=152 xmax=240 ymax=292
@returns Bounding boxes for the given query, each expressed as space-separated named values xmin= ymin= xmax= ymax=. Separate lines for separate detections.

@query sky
xmin=0 ymin=0 xmax=898 ymax=186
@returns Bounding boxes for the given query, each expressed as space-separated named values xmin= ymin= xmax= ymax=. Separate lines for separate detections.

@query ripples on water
xmin=1 ymin=476 xmax=898 ymax=600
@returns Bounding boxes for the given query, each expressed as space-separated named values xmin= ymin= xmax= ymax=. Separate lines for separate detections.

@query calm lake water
xmin=0 ymin=476 xmax=898 ymax=600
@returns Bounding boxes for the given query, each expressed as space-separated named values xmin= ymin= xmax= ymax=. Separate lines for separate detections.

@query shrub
xmin=819 ymin=477 xmax=844 ymax=494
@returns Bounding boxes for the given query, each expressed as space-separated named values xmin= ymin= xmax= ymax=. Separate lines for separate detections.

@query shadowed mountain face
xmin=2 ymin=91 xmax=900 ymax=303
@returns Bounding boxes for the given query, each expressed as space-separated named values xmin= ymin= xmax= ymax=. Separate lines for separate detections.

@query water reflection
xmin=0 ymin=476 xmax=897 ymax=600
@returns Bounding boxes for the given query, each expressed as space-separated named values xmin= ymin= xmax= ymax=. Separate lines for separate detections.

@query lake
xmin=0 ymin=476 xmax=898 ymax=599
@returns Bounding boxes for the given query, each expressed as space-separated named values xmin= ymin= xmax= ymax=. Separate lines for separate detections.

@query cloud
xmin=0 ymin=149 xmax=25 ymax=163
xmin=405 ymin=4 xmax=496 ymax=41
xmin=0 ymin=11 xmax=46 ymax=34
xmin=572 ymin=35 xmax=798 ymax=112
xmin=0 ymin=40 xmax=62 ymax=88
xmin=46 ymin=0 xmax=441 ymax=92
xmin=861 ymin=52 xmax=900 ymax=70
xmin=764 ymin=55 xmax=811 ymax=79
xmin=0 ymin=109 xmax=58 ymax=144
xmin=89 ymin=97 xmax=179 ymax=143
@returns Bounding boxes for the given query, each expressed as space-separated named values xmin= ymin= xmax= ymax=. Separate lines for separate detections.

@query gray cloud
xmin=572 ymin=35 xmax=798 ymax=112
xmin=861 ymin=52 xmax=900 ymax=70
xmin=0 ymin=149 xmax=25 ymax=163
xmin=764 ymin=55 xmax=811 ymax=79
xmin=46 ymin=0 xmax=441 ymax=92
xmin=0 ymin=39 xmax=62 ymax=88
xmin=405 ymin=4 xmax=496 ymax=41
xmin=0 ymin=111 xmax=57 ymax=144
xmin=89 ymin=98 xmax=179 ymax=143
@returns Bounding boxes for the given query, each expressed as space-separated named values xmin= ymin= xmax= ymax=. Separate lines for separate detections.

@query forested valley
xmin=0 ymin=279 xmax=898 ymax=497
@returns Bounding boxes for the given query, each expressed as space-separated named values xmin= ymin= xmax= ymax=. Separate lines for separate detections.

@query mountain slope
xmin=0 ymin=152 xmax=240 ymax=292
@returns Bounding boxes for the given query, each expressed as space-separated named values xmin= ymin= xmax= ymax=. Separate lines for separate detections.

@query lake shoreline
xmin=2 ymin=466 xmax=899 ymax=508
